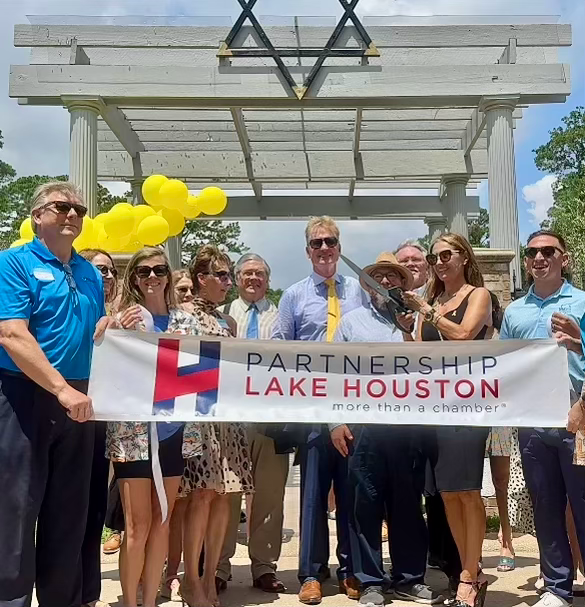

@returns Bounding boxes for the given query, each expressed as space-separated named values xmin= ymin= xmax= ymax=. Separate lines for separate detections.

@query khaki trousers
xmin=217 ymin=429 xmax=289 ymax=581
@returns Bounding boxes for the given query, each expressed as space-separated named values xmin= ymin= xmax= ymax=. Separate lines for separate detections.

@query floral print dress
xmin=179 ymin=297 xmax=253 ymax=496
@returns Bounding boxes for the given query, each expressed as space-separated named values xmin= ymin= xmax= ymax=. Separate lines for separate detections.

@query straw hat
xmin=360 ymin=252 xmax=414 ymax=291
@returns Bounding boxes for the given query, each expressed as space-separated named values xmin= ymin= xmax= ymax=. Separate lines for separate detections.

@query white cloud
xmin=522 ymin=175 xmax=556 ymax=225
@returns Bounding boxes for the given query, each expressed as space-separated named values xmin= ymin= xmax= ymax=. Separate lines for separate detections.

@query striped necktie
xmin=325 ymin=278 xmax=341 ymax=342
xmin=247 ymin=303 xmax=259 ymax=339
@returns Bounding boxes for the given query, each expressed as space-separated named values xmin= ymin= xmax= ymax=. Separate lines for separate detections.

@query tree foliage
xmin=468 ymin=208 xmax=490 ymax=247
xmin=0 ymin=130 xmax=16 ymax=188
xmin=535 ymin=107 xmax=585 ymax=286
xmin=181 ymin=220 xmax=247 ymax=266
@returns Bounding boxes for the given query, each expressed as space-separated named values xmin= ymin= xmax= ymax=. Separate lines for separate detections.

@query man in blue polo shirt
xmin=0 ymin=181 xmax=113 ymax=607
xmin=500 ymin=230 xmax=585 ymax=607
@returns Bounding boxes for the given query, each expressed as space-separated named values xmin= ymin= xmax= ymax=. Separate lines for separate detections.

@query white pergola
xmin=9 ymin=20 xmax=572 ymax=282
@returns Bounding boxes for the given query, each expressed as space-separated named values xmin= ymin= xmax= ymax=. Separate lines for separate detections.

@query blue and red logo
xmin=153 ymin=339 xmax=221 ymax=416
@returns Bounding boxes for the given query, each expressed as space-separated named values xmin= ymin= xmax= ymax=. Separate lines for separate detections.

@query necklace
xmin=437 ymin=284 xmax=469 ymax=307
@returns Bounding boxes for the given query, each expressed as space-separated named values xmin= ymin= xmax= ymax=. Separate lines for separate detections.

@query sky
xmin=0 ymin=0 xmax=583 ymax=288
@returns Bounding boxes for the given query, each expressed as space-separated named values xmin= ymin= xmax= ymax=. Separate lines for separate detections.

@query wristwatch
xmin=423 ymin=308 xmax=436 ymax=323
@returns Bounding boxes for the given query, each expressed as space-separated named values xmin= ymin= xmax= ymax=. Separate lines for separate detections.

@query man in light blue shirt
xmin=331 ymin=253 xmax=442 ymax=607
xmin=273 ymin=216 xmax=366 ymax=605
xmin=500 ymin=230 xmax=585 ymax=607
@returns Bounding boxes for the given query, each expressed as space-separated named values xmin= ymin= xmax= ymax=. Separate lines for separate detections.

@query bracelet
xmin=431 ymin=312 xmax=443 ymax=326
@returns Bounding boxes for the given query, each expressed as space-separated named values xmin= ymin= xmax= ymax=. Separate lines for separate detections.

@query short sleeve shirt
xmin=0 ymin=238 xmax=105 ymax=380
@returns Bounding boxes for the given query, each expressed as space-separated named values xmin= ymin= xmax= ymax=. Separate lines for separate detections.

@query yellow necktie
xmin=325 ymin=278 xmax=341 ymax=342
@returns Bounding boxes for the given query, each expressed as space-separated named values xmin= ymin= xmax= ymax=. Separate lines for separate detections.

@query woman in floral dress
xmin=180 ymin=245 xmax=253 ymax=607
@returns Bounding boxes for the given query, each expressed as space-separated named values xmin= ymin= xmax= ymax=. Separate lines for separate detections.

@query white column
xmin=65 ymin=99 xmax=100 ymax=217
xmin=165 ymin=237 xmax=182 ymax=270
xmin=424 ymin=216 xmax=447 ymax=244
xmin=482 ymin=96 xmax=522 ymax=288
xmin=443 ymin=176 xmax=469 ymax=239
xmin=130 ymin=178 xmax=144 ymax=206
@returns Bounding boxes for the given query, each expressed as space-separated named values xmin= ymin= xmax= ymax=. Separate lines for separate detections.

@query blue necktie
xmin=247 ymin=303 xmax=259 ymax=339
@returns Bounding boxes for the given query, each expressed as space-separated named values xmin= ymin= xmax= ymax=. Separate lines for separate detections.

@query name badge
xmin=33 ymin=268 xmax=54 ymax=282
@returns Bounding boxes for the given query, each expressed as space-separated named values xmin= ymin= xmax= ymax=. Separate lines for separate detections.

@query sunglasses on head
xmin=525 ymin=246 xmax=564 ymax=259
xmin=41 ymin=200 xmax=87 ymax=218
xmin=95 ymin=264 xmax=117 ymax=279
xmin=426 ymin=250 xmax=461 ymax=266
xmin=309 ymin=237 xmax=339 ymax=250
xmin=135 ymin=264 xmax=169 ymax=279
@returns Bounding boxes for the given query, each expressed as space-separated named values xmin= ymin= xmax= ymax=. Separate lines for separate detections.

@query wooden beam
xmin=158 ymin=194 xmax=481 ymax=220
xmin=98 ymin=138 xmax=483 ymax=152
xmin=97 ymin=149 xmax=488 ymax=180
xmin=99 ymin=103 xmax=145 ymax=158
xmin=14 ymin=24 xmax=572 ymax=49
xmin=231 ymin=108 xmax=262 ymax=201
xmin=462 ymin=108 xmax=487 ymax=156
xmin=10 ymin=64 xmax=571 ymax=106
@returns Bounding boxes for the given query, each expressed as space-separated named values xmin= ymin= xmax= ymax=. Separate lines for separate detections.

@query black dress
xmin=421 ymin=290 xmax=490 ymax=492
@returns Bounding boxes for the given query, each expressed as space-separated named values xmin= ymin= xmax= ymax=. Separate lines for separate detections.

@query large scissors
xmin=340 ymin=253 xmax=414 ymax=330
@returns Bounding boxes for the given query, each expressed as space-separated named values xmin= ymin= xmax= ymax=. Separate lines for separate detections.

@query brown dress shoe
xmin=102 ymin=532 xmax=122 ymax=555
xmin=299 ymin=580 xmax=322 ymax=605
xmin=340 ymin=577 xmax=360 ymax=600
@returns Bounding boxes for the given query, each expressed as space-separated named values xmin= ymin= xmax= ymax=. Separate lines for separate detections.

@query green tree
xmin=0 ymin=173 xmax=129 ymax=250
xmin=180 ymin=220 xmax=247 ymax=266
xmin=266 ymin=287 xmax=283 ymax=307
xmin=468 ymin=208 xmax=490 ymax=247
xmin=534 ymin=107 xmax=585 ymax=285
xmin=0 ymin=130 xmax=16 ymax=188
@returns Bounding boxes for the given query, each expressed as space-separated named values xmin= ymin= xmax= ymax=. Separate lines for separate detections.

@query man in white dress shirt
xmin=216 ymin=253 xmax=289 ymax=594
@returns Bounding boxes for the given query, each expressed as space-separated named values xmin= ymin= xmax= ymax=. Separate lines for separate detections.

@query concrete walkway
xmin=94 ymin=479 xmax=582 ymax=607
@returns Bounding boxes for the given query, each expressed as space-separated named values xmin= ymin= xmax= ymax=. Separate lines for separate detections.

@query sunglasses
xmin=309 ymin=237 xmax=339 ymax=250
xmin=95 ymin=264 xmax=117 ymax=279
xmin=135 ymin=264 xmax=169 ymax=279
xmin=426 ymin=250 xmax=461 ymax=266
xmin=203 ymin=270 xmax=232 ymax=281
xmin=41 ymin=200 xmax=88 ymax=218
xmin=176 ymin=286 xmax=193 ymax=294
xmin=525 ymin=246 xmax=564 ymax=259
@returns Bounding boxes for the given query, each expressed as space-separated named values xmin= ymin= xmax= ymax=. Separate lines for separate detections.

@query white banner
xmin=89 ymin=331 xmax=571 ymax=427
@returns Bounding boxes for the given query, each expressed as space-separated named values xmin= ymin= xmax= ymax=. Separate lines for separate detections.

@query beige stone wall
xmin=473 ymin=248 xmax=516 ymax=308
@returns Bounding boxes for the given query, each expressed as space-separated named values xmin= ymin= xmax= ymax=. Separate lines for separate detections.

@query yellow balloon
xmin=121 ymin=239 xmax=144 ymax=254
xmin=198 ymin=187 xmax=228 ymax=216
xmin=158 ymin=179 xmax=189 ymax=210
xmin=132 ymin=205 xmax=156 ymax=231
xmin=94 ymin=213 xmax=108 ymax=225
xmin=103 ymin=208 xmax=134 ymax=239
xmin=97 ymin=228 xmax=128 ymax=252
xmin=142 ymin=175 xmax=168 ymax=207
xmin=136 ymin=216 xmax=170 ymax=246
xmin=110 ymin=202 xmax=134 ymax=213
xmin=10 ymin=238 xmax=31 ymax=248
xmin=181 ymin=195 xmax=202 ymax=220
xmin=158 ymin=208 xmax=185 ymax=238
xmin=20 ymin=218 xmax=34 ymax=240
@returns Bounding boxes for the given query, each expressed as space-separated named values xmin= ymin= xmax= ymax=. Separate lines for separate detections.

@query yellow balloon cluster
xmin=10 ymin=177 xmax=228 ymax=253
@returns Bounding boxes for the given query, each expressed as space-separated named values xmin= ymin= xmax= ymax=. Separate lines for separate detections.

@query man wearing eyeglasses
xmin=500 ymin=230 xmax=585 ymax=607
xmin=0 ymin=182 xmax=114 ymax=607
xmin=273 ymin=216 xmax=367 ymax=605
xmin=216 ymin=253 xmax=289 ymax=595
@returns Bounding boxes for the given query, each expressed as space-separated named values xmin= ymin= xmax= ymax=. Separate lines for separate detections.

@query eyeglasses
xmin=95 ymin=264 xmax=118 ymax=279
xmin=63 ymin=263 xmax=77 ymax=291
xmin=426 ymin=250 xmax=461 ymax=266
xmin=525 ymin=246 xmax=564 ymax=259
xmin=41 ymin=200 xmax=88 ymax=218
xmin=176 ymin=286 xmax=193 ymax=294
xmin=372 ymin=271 xmax=402 ymax=283
xmin=135 ymin=264 xmax=169 ymax=279
xmin=203 ymin=270 xmax=232 ymax=282
xmin=309 ymin=237 xmax=339 ymax=250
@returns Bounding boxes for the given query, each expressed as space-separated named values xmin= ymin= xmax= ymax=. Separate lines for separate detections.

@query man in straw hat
xmin=330 ymin=252 xmax=443 ymax=607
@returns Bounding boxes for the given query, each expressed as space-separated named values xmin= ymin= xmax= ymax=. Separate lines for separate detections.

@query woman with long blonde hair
xmin=106 ymin=247 xmax=202 ymax=607
xmin=403 ymin=233 xmax=492 ymax=607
